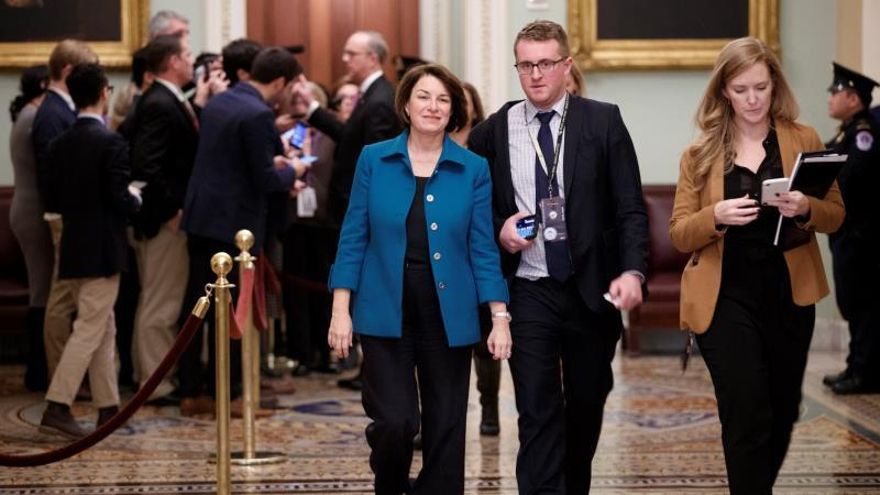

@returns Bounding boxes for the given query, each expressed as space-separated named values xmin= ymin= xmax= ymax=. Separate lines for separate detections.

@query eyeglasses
xmin=514 ymin=58 xmax=566 ymax=75
xmin=343 ymin=50 xmax=369 ymax=58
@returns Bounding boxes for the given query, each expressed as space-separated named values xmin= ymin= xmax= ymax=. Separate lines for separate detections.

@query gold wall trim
xmin=568 ymin=0 xmax=779 ymax=70
xmin=0 ymin=0 xmax=149 ymax=68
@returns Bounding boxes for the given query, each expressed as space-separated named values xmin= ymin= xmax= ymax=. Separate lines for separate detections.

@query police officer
xmin=823 ymin=62 xmax=880 ymax=394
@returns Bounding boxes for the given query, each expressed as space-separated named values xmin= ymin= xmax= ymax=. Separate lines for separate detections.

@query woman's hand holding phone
xmin=713 ymin=194 xmax=760 ymax=226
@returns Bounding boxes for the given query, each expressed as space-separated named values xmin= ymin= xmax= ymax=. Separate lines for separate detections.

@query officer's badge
xmin=855 ymin=131 xmax=874 ymax=151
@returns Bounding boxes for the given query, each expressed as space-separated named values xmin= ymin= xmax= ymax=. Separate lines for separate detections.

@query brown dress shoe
xmin=230 ymin=397 xmax=274 ymax=419
xmin=180 ymin=396 xmax=215 ymax=417
xmin=39 ymin=401 xmax=90 ymax=439
xmin=97 ymin=406 xmax=119 ymax=428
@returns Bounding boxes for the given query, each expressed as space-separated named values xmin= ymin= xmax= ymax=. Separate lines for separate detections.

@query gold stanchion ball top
xmin=211 ymin=252 xmax=234 ymax=276
xmin=235 ymin=230 xmax=255 ymax=252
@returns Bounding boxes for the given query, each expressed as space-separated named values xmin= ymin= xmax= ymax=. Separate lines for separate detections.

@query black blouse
xmin=723 ymin=129 xmax=783 ymax=250
xmin=405 ymin=177 xmax=430 ymax=265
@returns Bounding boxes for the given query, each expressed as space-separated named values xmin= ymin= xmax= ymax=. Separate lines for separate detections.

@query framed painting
xmin=0 ymin=0 xmax=148 ymax=68
xmin=568 ymin=0 xmax=779 ymax=70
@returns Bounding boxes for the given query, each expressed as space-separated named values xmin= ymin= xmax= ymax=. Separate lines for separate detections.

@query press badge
xmin=539 ymin=196 xmax=567 ymax=241
xmin=297 ymin=186 xmax=317 ymax=217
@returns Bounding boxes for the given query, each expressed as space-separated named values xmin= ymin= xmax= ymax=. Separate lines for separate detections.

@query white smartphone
xmin=761 ymin=178 xmax=790 ymax=205
xmin=603 ymin=292 xmax=621 ymax=308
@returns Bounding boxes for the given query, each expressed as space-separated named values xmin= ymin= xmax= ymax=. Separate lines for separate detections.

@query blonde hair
xmin=514 ymin=20 xmax=570 ymax=58
xmin=688 ymin=37 xmax=799 ymax=187
xmin=48 ymin=40 xmax=98 ymax=81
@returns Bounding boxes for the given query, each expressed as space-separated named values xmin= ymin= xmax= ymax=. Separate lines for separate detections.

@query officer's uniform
xmin=824 ymin=62 xmax=880 ymax=394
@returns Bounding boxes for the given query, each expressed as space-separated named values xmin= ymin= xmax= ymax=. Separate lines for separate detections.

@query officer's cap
xmin=829 ymin=62 xmax=879 ymax=107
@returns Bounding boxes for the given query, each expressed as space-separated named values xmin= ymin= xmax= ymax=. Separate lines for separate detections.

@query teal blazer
xmin=328 ymin=131 xmax=509 ymax=347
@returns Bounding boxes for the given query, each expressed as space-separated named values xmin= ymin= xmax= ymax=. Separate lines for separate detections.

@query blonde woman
xmin=670 ymin=37 xmax=844 ymax=494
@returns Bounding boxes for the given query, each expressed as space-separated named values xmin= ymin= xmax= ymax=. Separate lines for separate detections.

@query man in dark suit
xmin=40 ymin=63 xmax=141 ymax=438
xmin=177 ymin=47 xmax=307 ymax=413
xmin=128 ymin=33 xmax=199 ymax=406
xmin=31 ymin=39 xmax=99 ymax=391
xmin=468 ymin=21 xmax=648 ymax=494
xmin=823 ymin=63 xmax=880 ymax=395
xmin=292 ymin=30 xmax=401 ymax=391
xmin=293 ymin=30 xmax=400 ymax=225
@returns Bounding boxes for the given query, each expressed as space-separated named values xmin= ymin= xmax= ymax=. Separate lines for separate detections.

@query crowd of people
xmin=6 ymin=9 xmax=880 ymax=495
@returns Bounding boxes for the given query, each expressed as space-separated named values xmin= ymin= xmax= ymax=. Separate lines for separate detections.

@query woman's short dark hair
xmin=9 ymin=64 xmax=48 ymax=122
xmin=395 ymin=63 xmax=467 ymax=133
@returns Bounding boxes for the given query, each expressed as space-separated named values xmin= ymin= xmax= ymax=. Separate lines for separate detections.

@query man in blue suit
xmin=31 ymin=39 xmax=98 ymax=392
xmin=176 ymin=47 xmax=308 ymax=411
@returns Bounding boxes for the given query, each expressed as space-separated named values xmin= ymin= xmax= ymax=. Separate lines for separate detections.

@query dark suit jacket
xmin=49 ymin=118 xmax=140 ymax=279
xmin=828 ymin=109 xmax=880 ymax=315
xmin=308 ymin=75 xmax=400 ymax=224
xmin=468 ymin=96 xmax=649 ymax=312
xmin=182 ymin=83 xmax=296 ymax=251
xmin=129 ymin=81 xmax=199 ymax=238
xmin=32 ymin=90 xmax=77 ymax=213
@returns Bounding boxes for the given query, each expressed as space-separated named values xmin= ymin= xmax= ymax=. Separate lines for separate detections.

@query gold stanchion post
xmin=210 ymin=252 xmax=234 ymax=495
xmin=231 ymin=230 xmax=286 ymax=465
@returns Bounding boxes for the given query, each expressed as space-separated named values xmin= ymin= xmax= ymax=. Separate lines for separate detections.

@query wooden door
xmin=247 ymin=0 xmax=419 ymax=90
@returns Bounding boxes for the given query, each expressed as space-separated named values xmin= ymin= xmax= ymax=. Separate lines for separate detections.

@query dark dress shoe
xmin=823 ymin=369 xmax=851 ymax=387
xmin=39 ymin=401 xmax=89 ymax=439
xmin=480 ymin=400 xmax=500 ymax=436
xmin=97 ymin=406 xmax=119 ymax=427
xmin=480 ymin=420 xmax=500 ymax=436
xmin=292 ymin=364 xmax=311 ymax=377
xmin=831 ymin=374 xmax=880 ymax=395
xmin=337 ymin=376 xmax=363 ymax=391
xmin=147 ymin=393 xmax=181 ymax=407
xmin=313 ymin=362 xmax=340 ymax=374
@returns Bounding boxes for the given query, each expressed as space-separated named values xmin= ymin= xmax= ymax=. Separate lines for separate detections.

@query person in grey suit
xmin=8 ymin=64 xmax=51 ymax=392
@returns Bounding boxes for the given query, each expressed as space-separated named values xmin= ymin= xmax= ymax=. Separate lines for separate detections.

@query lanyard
xmin=525 ymin=94 xmax=569 ymax=198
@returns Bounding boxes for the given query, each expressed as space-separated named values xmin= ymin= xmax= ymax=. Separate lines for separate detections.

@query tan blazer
xmin=669 ymin=121 xmax=845 ymax=333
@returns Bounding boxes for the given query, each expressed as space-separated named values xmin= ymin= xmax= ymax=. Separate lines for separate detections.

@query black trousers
xmin=177 ymin=234 xmax=242 ymax=399
xmin=360 ymin=263 xmax=472 ymax=495
xmin=508 ymin=277 xmax=621 ymax=495
xmin=697 ymin=248 xmax=814 ymax=495
xmin=844 ymin=307 xmax=880 ymax=383
xmin=282 ymin=223 xmax=335 ymax=366
xmin=830 ymin=237 xmax=880 ymax=382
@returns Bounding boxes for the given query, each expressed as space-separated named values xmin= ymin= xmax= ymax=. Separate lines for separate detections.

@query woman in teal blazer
xmin=327 ymin=64 xmax=510 ymax=494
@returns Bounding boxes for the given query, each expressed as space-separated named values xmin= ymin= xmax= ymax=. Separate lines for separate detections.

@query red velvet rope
xmin=0 ymin=301 xmax=208 ymax=467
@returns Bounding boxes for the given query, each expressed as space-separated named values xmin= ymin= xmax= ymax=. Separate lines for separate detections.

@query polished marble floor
xmin=1 ymin=350 xmax=879 ymax=494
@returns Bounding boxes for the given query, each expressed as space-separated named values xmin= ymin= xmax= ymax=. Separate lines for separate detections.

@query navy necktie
xmin=534 ymin=111 xmax=571 ymax=282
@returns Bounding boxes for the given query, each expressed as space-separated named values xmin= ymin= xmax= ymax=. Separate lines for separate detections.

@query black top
xmin=723 ymin=129 xmax=783 ymax=253
xmin=405 ymin=176 xmax=430 ymax=265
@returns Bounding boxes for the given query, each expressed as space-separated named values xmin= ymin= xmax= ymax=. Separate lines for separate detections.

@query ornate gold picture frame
xmin=0 ymin=0 xmax=148 ymax=68
xmin=568 ymin=0 xmax=779 ymax=70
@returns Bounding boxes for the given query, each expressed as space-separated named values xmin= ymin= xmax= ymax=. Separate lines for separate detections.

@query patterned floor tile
xmin=0 ymin=351 xmax=878 ymax=493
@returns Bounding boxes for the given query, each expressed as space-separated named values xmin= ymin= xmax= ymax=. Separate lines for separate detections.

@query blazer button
xmin=430 ymin=222 xmax=438 ymax=231
xmin=438 ymin=281 xmax=446 ymax=290
xmin=426 ymin=194 xmax=435 ymax=202
xmin=433 ymin=252 xmax=442 ymax=260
